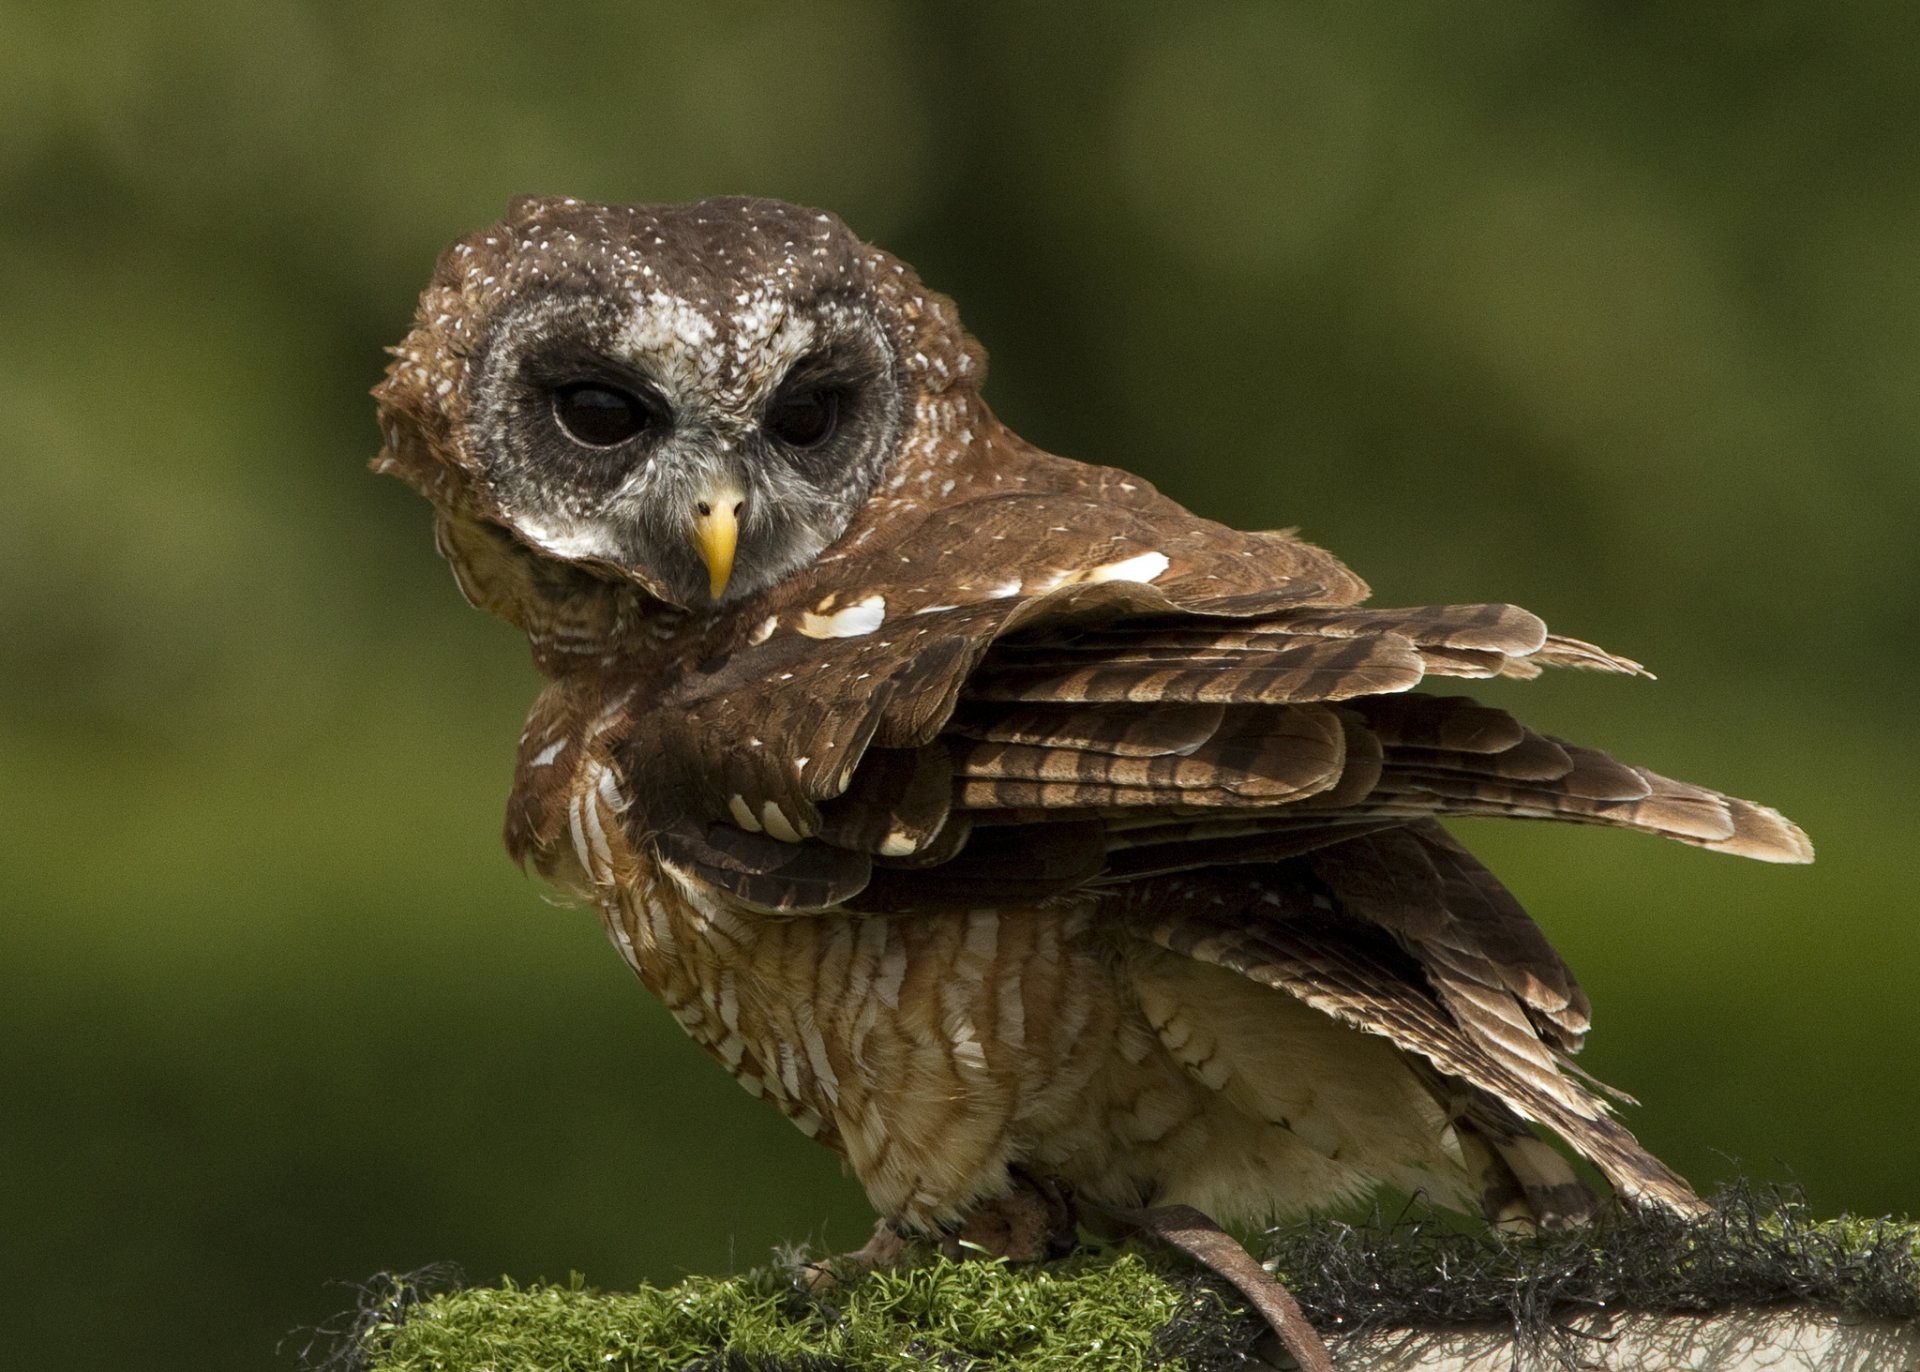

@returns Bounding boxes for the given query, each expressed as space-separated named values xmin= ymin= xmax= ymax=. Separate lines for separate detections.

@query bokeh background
xmin=4 ymin=3 xmax=1917 ymax=1368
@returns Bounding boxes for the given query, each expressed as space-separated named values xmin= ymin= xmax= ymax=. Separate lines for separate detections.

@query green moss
xmin=356 ymin=1250 xmax=1195 ymax=1372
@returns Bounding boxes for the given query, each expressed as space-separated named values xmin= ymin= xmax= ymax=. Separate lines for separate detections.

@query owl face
xmin=454 ymin=200 xmax=908 ymax=609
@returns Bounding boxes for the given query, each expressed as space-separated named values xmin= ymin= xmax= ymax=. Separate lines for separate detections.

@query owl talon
xmin=946 ymin=1170 xmax=1081 ymax=1263
xmin=815 ymin=1173 xmax=1083 ymax=1283
xmin=795 ymin=1217 xmax=912 ymax=1292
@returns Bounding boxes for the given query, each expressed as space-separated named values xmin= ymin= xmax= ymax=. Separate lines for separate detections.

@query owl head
xmin=374 ymin=196 xmax=984 ymax=615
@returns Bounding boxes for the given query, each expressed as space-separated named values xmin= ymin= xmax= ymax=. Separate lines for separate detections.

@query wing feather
xmin=950 ymin=706 xmax=1346 ymax=808
xmin=948 ymin=701 xmax=1228 ymax=757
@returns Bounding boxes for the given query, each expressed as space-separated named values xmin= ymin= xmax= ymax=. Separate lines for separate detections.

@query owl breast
xmin=603 ymin=861 xmax=1141 ymax=1225
xmin=599 ymin=845 xmax=1477 ymax=1229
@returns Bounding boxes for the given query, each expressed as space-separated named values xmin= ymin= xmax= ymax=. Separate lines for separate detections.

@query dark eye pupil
xmin=767 ymin=389 xmax=839 ymax=448
xmin=552 ymin=383 xmax=650 ymax=446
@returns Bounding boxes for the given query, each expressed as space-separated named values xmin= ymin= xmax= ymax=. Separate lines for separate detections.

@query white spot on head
xmin=618 ymin=289 xmax=722 ymax=391
xmin=878 ymin=830 xmax=919 ymax=857
xmin=528 ymin=739 xmax=566 ymax=768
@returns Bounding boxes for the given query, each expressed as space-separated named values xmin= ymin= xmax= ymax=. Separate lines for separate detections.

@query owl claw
xmin=794 ymin=1218 xmax=913 ymax=1293
xmin=804 ymin=1171 xmax=1084 ymax=1294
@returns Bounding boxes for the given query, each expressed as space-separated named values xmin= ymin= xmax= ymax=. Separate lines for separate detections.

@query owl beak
xmin=691 ymin=480 xmax=745 ymax=600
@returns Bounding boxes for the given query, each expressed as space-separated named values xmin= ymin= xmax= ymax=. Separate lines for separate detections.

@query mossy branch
xmin=319 ymin=1187 xmax=1918 ymax=1372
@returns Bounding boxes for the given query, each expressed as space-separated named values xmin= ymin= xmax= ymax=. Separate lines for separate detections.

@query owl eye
xmin=766 ymin=388 xmax=841 ymax=448
xmin=551 ymin=382 xmax=658 ymax=447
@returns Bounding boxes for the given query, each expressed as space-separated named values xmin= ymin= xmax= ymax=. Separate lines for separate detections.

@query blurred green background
xmin=3 ymin=3 xmax=1916 ymax=1368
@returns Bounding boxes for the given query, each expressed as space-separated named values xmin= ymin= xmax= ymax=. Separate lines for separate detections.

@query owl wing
xmin=627 ymin=570 xmax=1810 ymax=915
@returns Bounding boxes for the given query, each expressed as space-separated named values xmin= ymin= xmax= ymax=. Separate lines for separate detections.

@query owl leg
xmin=1085 ymin=1200 xmax=1337 ymax=1372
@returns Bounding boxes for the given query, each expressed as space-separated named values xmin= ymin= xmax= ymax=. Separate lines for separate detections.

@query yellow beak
xmin=691 ymin=481 xmax=744 ymax=601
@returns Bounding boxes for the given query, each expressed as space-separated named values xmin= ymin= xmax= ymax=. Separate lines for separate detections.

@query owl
xmin=373 ymin=196 xmax=1808 ymax=1322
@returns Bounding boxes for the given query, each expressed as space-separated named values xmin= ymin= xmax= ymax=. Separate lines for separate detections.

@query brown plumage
xmin=375 ymin=196 xmax=1810 ymax=1261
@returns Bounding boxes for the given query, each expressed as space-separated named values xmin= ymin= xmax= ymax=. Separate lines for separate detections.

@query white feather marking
xmin=798 ymin=594 xmax=886 ymax=639
xmin=595 ymin=766 xmax=629 ymax=814
xmin=949 ymin=1016 xmax=989 ymax=1076
xmin=642 ymin=893 xmax=677 ymax=956
xmin=579 ymin=796 xmax=613 ymax=879
xmin=567 ymin=792 xmax=606 ymax=883
xmin=528 ymin=739 xmax=566 ymax=768
xmin=1086 ymin=550 xmax=1171 ymax=583
xmin=728 ymin=794 xmax=762 ymax=832
xmin=564 ymin=798 xmax=587 ymax=875
xmin=760 ymin=801 xmax=803 ymax=843
xmin=603 ymin=906 xmax=642 ymax=973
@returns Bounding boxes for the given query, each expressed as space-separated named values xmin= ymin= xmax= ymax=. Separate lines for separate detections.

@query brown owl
xmin=373 ymin=196 xmax=1808 ymax=1357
